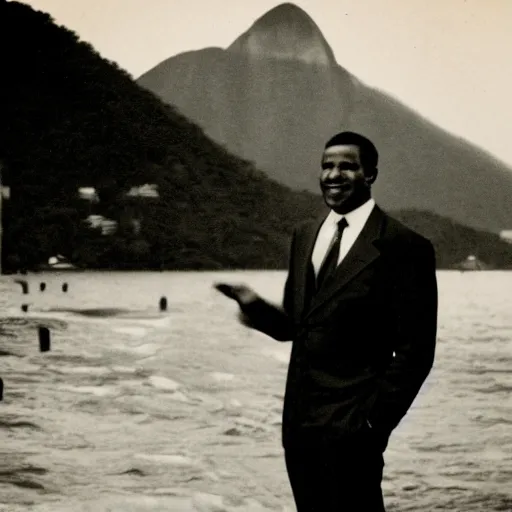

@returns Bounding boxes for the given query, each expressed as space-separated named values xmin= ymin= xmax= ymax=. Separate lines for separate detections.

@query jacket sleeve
xmin=238 ymin=228 xmax=297 ymax=342
xmin=367 ymin=236 xmax=438 ymax=433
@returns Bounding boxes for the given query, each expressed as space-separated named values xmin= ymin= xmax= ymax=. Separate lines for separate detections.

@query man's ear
xmin=365 ymin=167 xmax=378 ymax=185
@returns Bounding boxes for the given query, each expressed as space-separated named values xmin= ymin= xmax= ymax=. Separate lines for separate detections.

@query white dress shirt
xmin=311 ymin=198 xmax=376 ymax=276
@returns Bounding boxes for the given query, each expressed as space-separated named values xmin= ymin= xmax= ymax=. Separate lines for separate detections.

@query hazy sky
xmin=21 ymin=0 xmax=512 ymax=167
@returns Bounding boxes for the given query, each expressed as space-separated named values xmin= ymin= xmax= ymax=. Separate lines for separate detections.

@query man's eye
xmin=322 ymin=162 xmax=359 ymax=171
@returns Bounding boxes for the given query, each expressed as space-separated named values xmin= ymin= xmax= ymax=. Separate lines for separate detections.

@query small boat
xmin=37 ymin=255 xmax=78 ymax=271
xmin=454 ymin=255 xmax=491 ymax=271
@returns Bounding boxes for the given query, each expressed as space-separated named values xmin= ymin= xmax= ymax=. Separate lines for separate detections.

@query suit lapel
xmin=294 ymin=215 xmax=325 ymax=320
xmin=305 ymin=206 xmax=385 ymax=318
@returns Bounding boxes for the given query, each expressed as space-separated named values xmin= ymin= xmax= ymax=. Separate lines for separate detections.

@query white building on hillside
xmin=126 ymin=183 xmax=159 ymax=198
xmin=499 ymin=230 xmax=512 ymax=244
xmin=78 ymin=187 xmax=99 ymax=202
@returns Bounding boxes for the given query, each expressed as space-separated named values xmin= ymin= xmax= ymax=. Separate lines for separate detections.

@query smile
xmin=323 ymin=184 xmax=350 ymax=191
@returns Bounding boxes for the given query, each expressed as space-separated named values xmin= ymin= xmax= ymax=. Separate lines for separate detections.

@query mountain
xmin=228 ymin=2 xmax=336 ymax=66
xmin=0 ymin=1 xmax=511 ymax=272
xmin=0 ymin=1 xmax=318 ymax=271
xmin=137 ymin=2 xmax=512 ymax=233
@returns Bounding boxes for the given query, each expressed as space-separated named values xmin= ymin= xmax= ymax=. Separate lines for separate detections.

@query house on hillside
xmin=85 ymin=214 xmax=118 ymax=235
xmin=499 ymin=230 xmax=512 ymax=244
xmin=126 ymin=183 xmax=159 ymax=199
xmin=78 ymin=186 xmax=99 ymax=202
xmin=78 ymin=184 xmax=159 ymax=201
xmin=80 ymin=184 xmax=159 ymax=236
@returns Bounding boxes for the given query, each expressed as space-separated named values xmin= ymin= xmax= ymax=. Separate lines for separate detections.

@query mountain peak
xmin=227 ymin=3 xmax=337 ymax=66
xmin=256 ymin=3 xmax=316 ymax=26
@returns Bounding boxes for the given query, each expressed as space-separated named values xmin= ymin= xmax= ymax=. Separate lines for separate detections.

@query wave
xmin=0 ymin=307 xmax=172 ymax=333
xmin=0 ymin=419 xmax=42 ymax=431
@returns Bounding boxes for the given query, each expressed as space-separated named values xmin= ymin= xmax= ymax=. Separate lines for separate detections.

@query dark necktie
xmin=316 ymin=217 xmax=349 ymax=290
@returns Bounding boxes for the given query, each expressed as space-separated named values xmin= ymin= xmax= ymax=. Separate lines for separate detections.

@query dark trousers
xmin=284 ymin=430 xmax=386 ymax=511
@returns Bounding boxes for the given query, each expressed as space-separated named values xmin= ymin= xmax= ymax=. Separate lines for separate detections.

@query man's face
xmin=319 ymin=144 xmax=371 ymax=213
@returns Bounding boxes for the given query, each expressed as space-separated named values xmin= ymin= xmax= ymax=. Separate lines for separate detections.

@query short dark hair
xmin=324 ymin=131 xmax=379 ymax=171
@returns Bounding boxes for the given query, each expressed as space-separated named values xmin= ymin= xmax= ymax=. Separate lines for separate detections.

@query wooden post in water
xmin=159 ymin=296 xmax=167 ymax=312
xmin=38 ymin=327 xmax=51 ymax=352
xmin=0 ymin=160 xmax=3 ymax=276
xmin=0 ymin=377 xmax=3 ymax=401
xmin=14 ymin=279 xmax=29 ymax=294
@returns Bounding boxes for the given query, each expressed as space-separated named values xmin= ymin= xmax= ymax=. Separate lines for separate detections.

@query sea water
xmin=0 ymin=270 xmax=511 ymax=511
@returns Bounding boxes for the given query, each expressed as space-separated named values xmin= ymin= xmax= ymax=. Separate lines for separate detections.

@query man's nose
xmin=326 ymin=166 xmax=346 ymax=179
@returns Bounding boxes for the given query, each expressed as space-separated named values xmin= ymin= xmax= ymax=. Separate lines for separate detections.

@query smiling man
xmin=215 ymin=131 xmax=438 ymax=511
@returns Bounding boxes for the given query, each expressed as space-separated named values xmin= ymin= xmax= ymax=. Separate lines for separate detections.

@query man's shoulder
xmin=292 ymin=214 xmax=327 ymax=236
xmin=381 ymin=211 xmax=434 ymax=252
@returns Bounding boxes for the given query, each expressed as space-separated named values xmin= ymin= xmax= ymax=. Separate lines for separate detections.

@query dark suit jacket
xmin=241 ymin=205 xmax=438 ymax=449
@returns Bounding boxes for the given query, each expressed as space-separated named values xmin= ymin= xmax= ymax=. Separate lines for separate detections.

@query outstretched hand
xmin=214 ymin=282 xmax=260 ymax=329
xmin=214 ymin=282 xmax=291 ymax=341
xmin=213 ymin=283 xmax=258 ymax=305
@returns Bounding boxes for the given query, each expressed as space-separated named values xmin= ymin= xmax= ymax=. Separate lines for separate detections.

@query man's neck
xmin=332 ymin=194 xmax=373 ymax=216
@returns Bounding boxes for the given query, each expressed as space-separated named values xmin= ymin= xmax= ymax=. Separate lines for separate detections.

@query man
xmin=215 ymin=131 xmax=438 ymax=511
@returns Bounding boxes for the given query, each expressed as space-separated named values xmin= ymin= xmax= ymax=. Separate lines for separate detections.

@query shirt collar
xmin=326 ymin=197 xmax=376 ymax=228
